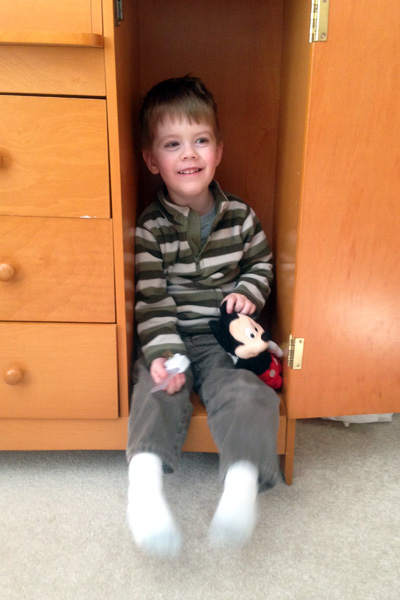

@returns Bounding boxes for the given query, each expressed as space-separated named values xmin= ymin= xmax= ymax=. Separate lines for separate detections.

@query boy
xmin=127 ymin=76 xmax=281 ymax=556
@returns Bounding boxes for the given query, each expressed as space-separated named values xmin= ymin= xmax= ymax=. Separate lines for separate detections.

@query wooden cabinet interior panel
xmin=0 ymin=0 xmax=102 ymax=34
xmin=136 ymin=0 xmax=283 ymax=244
xmin=0 ymin=323 xmax=119 ymax=419
xmin=0 ymin=46 xmax=105 ymax=96
xmin=0 ymin=95 xmax=110 ymax=218
xmin=0 ymin=216 xmax=115 ymax=323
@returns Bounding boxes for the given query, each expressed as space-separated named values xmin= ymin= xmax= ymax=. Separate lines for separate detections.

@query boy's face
xmin=142 ymin=115 xmax=223 ymax=210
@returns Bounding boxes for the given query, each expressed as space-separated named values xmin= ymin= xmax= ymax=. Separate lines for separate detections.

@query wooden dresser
xmin=0 ymin=0 xmax=137 ymax=449
xmin=3 ymin=1 xmax=398 ymax=486
xmin=0 ymin=0 xmax=293 ymax=482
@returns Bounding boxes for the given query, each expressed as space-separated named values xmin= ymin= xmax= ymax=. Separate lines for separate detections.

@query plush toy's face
xmin=229 ymin=314 xmax=270 ymax=359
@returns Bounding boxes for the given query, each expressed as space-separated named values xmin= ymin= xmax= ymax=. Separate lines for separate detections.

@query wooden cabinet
xmin=0 ymin=0 xmax=137 ymax=449
xmin=1 ymin=1 xmax=398 ymax=482
xmin=130 ymin=0 xmax=400 ymax=481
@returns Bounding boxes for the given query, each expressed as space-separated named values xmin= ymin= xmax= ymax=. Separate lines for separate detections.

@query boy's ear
xmin=216 ymin=141 xmax=223 ymax=167
xmin=142 ymin=149 xmax=160 ymax=175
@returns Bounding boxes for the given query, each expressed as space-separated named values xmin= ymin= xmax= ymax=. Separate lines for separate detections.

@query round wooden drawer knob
xmin=0 ymin=263 xmax=16 ymax=282
xmin=3 ymin=366 xmax=24 ymax=386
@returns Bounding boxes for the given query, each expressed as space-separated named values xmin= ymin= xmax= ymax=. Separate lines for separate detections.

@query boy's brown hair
xmin=139 ymin=75 xmax=221 ymax=149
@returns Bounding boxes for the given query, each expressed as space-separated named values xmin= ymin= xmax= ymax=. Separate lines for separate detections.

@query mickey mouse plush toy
xmin=209 ymin=303 xmax=283 ymax=390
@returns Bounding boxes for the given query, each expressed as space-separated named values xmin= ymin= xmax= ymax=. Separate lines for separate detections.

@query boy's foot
xmin=127 ymin=453 xmax=182 ymax=557
xmin=209 ymin=461 xmax=258 ymax=548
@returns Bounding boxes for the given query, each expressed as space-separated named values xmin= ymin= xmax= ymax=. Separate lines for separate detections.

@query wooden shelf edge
xmin=0 ymin=30 xmax=104 ymax=48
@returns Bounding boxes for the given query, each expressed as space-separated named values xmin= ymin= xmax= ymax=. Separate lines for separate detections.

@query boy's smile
xmin=143 ymin=116 xmax=223 ymax=214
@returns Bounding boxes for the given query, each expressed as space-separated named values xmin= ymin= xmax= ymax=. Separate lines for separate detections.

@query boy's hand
xmin=150 ymin=357 xmax=186 ymax=395
xmin=223 ymin=293 xmax=256 ymax=315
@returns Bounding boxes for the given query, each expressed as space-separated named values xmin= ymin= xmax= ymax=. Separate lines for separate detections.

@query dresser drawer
xmin=0 ymin=0 xmax=103 ymax=35
xmin=0 ymin=46 xmax=105 ymax=97
xmin=0 ymin=95 xmax=110 ymax=218
xmin=0 ymin=216 xmax=115 ymax=323
xmin=0 ymin=323 xmax=118 ymax=419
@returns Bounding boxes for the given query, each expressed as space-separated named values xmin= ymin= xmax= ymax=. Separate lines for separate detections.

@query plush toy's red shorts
xmin=258 ymin=354 xmax=282 ymax=390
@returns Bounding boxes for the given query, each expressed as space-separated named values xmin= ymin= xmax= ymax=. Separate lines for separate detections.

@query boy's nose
xmin=181 ymin=144 xmax=198 ymax=160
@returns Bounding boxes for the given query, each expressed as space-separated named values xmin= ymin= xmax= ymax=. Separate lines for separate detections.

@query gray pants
xmin=127 ymin=334 xmax=281 ymax=491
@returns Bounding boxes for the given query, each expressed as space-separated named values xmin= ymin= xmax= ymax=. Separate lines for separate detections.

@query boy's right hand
xmin=150 ymin=357 xmax=186 ymax=395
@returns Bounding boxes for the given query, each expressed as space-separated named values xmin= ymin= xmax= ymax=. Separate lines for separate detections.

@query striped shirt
xmin=135 ymin=180 xmax=273 ymax=365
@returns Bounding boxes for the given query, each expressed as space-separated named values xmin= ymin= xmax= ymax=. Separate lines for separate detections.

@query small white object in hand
xmin=165 ymin=353 xmax=190 ymax=373
xmin=150 ymin=353 xmax=191 ymax=393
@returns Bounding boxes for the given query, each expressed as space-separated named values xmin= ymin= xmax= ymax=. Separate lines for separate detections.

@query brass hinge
xmin=288 ymin=335 xmax=304 ymax=370
xmin=115 ymin=0 xmax=124 ymax=25
xmin=309 ymin=0 xmax=330 ymax=43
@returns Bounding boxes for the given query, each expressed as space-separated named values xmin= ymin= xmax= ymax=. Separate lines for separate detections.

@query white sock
xmin=127 ymin=452 xmax=182 ymax=557
xmin=209 ymin=461 xmax=259 ymax=548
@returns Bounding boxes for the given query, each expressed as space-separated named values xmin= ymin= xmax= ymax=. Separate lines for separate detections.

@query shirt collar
xmin=156 ymin=180 xmax=230 ymax=224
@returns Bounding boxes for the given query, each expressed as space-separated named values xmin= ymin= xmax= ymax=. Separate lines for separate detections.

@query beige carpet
xmin=1 ymin=415 xmax=399 ymax=600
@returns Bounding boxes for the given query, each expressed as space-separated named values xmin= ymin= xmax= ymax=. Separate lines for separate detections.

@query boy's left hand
xmin=223 ymin=293 xmax=256 ymax=315
xmin=150 ymin=357 xmax=186 ymax=395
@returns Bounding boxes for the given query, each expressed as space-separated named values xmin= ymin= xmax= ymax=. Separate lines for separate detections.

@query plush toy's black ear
xmin=209 ymin=319 xmax=238 ymax=353
xmin=209 ymin=303 xmax=242 ymax=354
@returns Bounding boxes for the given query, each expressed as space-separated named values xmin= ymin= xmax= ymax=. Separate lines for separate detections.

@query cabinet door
xmin=0 ymin=0 xmax=103 ymax=35
xmin=280 ymin=1 xmax=400 ymax=418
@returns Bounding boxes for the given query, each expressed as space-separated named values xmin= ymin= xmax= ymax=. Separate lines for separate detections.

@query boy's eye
xmin=164 ymin=141 xmax=179 ymax=148
xmin=196 ymin=137 xmax=208 ymax=144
